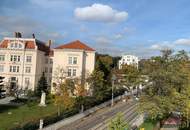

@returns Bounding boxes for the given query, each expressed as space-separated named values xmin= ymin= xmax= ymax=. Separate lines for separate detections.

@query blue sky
xmin=1 ymin=0 xmax=190 ymax=58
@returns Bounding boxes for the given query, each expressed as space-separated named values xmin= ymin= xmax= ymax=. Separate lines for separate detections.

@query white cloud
xmin=174 ymin=38 xmax=190 ymax=45
xmin=95 ymin=36 xmax=112 ymax=45
xmin=150 ymin=41 xmax=173 ymax=50
xmin=114 ymin=34 xmax=123 ymax=39
xmin=74 ymin=3 xmax=128 ymax=23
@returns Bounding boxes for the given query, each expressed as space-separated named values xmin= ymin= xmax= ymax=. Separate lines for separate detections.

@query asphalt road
xmin=59 ymin=100 xmax=138 ymax=130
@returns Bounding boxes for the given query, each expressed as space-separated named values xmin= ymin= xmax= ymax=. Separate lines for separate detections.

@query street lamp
xmin=111 ymin=74 xmax=116 ymax=107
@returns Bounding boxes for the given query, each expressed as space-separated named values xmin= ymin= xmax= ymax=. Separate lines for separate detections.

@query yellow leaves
xmin=75 ymin=84 xmax=87 ymax=97
xmin=54 ymin=83 xmax=75 ymax=110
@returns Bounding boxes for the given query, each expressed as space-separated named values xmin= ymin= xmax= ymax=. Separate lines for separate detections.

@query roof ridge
xmin=55 ymin=40 xmax=95 ymax=51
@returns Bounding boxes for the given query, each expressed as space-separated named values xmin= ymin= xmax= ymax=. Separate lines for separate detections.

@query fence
xmin=42 ymin=94 xmax=124 ymax=130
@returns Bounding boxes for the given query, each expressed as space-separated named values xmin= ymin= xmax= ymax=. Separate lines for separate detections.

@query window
xmin=68 ymin=69 xmax=72 ymax=76
xmin=25 ymin=67 xmax=31 ymax=73
xmin=10 ymin=55 xmax=20 ymax=62
xmin=15 ymin=43 xmax=18 ymax=48
xmin=50 ymin=59 xmax=53 ymax=64
xmin=49 ymin=67 xmax=52 ymax=73
xmin=73 ymin=69 xmax=76 ymax=76
xmin=11 ymin=43 xmax=14 ymax=48
xmin=25 ymin=78 xmax=30 ymax=86
xmin=19 ymin=44 xmax=22 ymax=48
xmin=10 ymin=43 xmax=23 ymax=49
xmin=45 ymin=67 xmax=48 ymax=73
xmin=11 ymin=77 xmax=16 ymax=81
xmin=68 ymin=57 xmax=72 ymax=64
xmin=73 ymin=57 xmax=77 ymax=64
xmin=68 ymin=57 xmax=78 ymax=64
xmin=127 ymin=59 xmax=130 ymax=61
xmin=0 ymin=65 xmax=4 ymax=72
xmin=49 ymin=77 xmax=52 ymax=83
xmin=26 ymin=56 xmax=32 ymax=62
xmin=45 ymin=58 xmax=48 ymax=64
xmin=18 ymin=56 xmax=20 ymax=62
xmin=68 ymin=68 xmax=77 ymax=77
xmin=10 ymin=66 xmax=19 ymax=72
xmin=0 ymin=55 xmax=5 ymax=61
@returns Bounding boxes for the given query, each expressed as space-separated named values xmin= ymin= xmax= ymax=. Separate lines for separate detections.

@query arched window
xmin=9 ymin=42 xmax=23 ymax=49
xmin=19 ymin=44 xmax=22 ymax=48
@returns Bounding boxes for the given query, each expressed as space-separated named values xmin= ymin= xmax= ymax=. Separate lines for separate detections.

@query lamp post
xmin=111 ymin=74 xmax=116 ymax=107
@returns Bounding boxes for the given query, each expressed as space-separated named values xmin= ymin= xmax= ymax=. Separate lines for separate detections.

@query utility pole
xmin=111 ymin=74 xmax=116 ymax=107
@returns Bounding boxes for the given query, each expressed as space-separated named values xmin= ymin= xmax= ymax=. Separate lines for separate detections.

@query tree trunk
xmin=57 ymin=106 xmax=60 ymax=116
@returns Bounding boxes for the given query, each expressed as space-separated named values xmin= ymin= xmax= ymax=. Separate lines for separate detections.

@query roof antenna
xmin=32 ymin=33 xmax=35 ymax=38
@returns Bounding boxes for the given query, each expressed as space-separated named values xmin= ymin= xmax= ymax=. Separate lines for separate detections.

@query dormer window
xmin=10 ymin=42 xmax=23 ymax=49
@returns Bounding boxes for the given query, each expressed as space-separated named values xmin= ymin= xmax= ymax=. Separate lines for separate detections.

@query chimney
xmin=32 ymin=34 xmax=35 ymax=38
xmin=14 ymin=32 xmax=22 ymax=38
xmin=47 ymin=40 xmax=52 ymax=48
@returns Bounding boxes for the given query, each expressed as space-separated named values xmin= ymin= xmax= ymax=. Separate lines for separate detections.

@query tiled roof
xmin=25 ymin=41 xmax=35 ymax=49
xmin=55 ymin=40 xmax=95 ymax=51
xmin=0 ymin=39 xmax=50 ymax=54
xmin=0 ymin=40 xmax=8 ymax=48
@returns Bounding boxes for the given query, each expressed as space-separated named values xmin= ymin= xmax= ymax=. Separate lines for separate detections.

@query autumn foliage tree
xmin=54 ymin=82 xmax=75 ymax=116
xmin=139 ymin=50 xmax=190 ymax=128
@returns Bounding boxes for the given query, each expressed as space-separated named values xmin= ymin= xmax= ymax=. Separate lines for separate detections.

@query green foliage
xmin=139 ymin=119 xmax=157 ymax=130
xmin=139 ymin=50 xmax=190 ymax=123
xmin=36 ymin=72 xmax=48 ymax=97
xmin=54 ymin=82 xmax=75 ymax=116
xmin=65 ymin=79 xmax=75 ymax=95
xmin=119 ymin=65 xmax=143 ymax=88
xmin=95 ymin=54 xmax=114 ymax=83
xmin=87 ymin=70 xmax=106 ymax=100
xmin=108 ymin=113 xmax=129 ymax=130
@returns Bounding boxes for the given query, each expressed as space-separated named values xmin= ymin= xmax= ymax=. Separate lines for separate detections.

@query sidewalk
xmin=0 ymin=97 xmax=15 ymax=104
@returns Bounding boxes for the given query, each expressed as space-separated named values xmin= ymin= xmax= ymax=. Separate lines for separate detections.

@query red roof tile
xmin=0 ymin=40 xmax=8 ymax=48
xmin=25 ymin=41 xmax=35 ymax=49
xmin=0 ymin=39 xmax=50 ymax=54
xmin=55 ymin=40 xmax=95 ymax=51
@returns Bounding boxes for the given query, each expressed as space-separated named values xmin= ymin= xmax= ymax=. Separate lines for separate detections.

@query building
xmin=52 ymin=40 xmax=95 ymax=92
xmin=118 ymin=54 xmax=138 ymax=69
xmin=0 ymin=33 xmax=53 ymax=91
xmin=0 ymin=33 xmax=95 ymax=93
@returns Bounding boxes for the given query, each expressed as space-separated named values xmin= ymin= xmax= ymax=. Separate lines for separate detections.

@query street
xmin=59 ymin=100 xmax=138 ymax=130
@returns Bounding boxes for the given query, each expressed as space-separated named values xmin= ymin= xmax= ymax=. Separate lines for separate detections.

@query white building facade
xmin=0 ymin=34 xmax=52 ymax=91
xmin=52 ymin=40 xmax=95 ymax=92
xmin=118 ymin=54 xmax=139 ymax=69
xmin=0 ymin=34 xmax=95 ymax=93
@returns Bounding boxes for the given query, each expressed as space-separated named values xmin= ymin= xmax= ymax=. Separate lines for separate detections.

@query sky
xmin=1 ymin=0 xmax=190 ymax=58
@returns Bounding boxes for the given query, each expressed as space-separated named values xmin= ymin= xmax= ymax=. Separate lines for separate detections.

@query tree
xmin=139 ymin=50 xmax=190 ymax=126
xmin=54 ymin=82 xmax=75 ymax=116
xmin=75 ymin=82 xmax=87 ymax=112
xmin=65 ymin=79 xmax=75 ymax=96
xmin=87 ymin=70 xmax=107 ymax=100
xmin=95 ymin=54 xmax=113 ymax=84
xmin=113 ymin=64 xmax=145 ymax=98
xmin=36 ymin=72 xmax=48 ymax=97
xmin=108 ymin=113 xmax=129 ymax=130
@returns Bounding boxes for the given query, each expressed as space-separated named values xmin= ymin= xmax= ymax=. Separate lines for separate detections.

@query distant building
xmin=0 ymin=32 xmax=95 ymax=93
xmin=118 ymin=54 xmax=139 ymax=69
